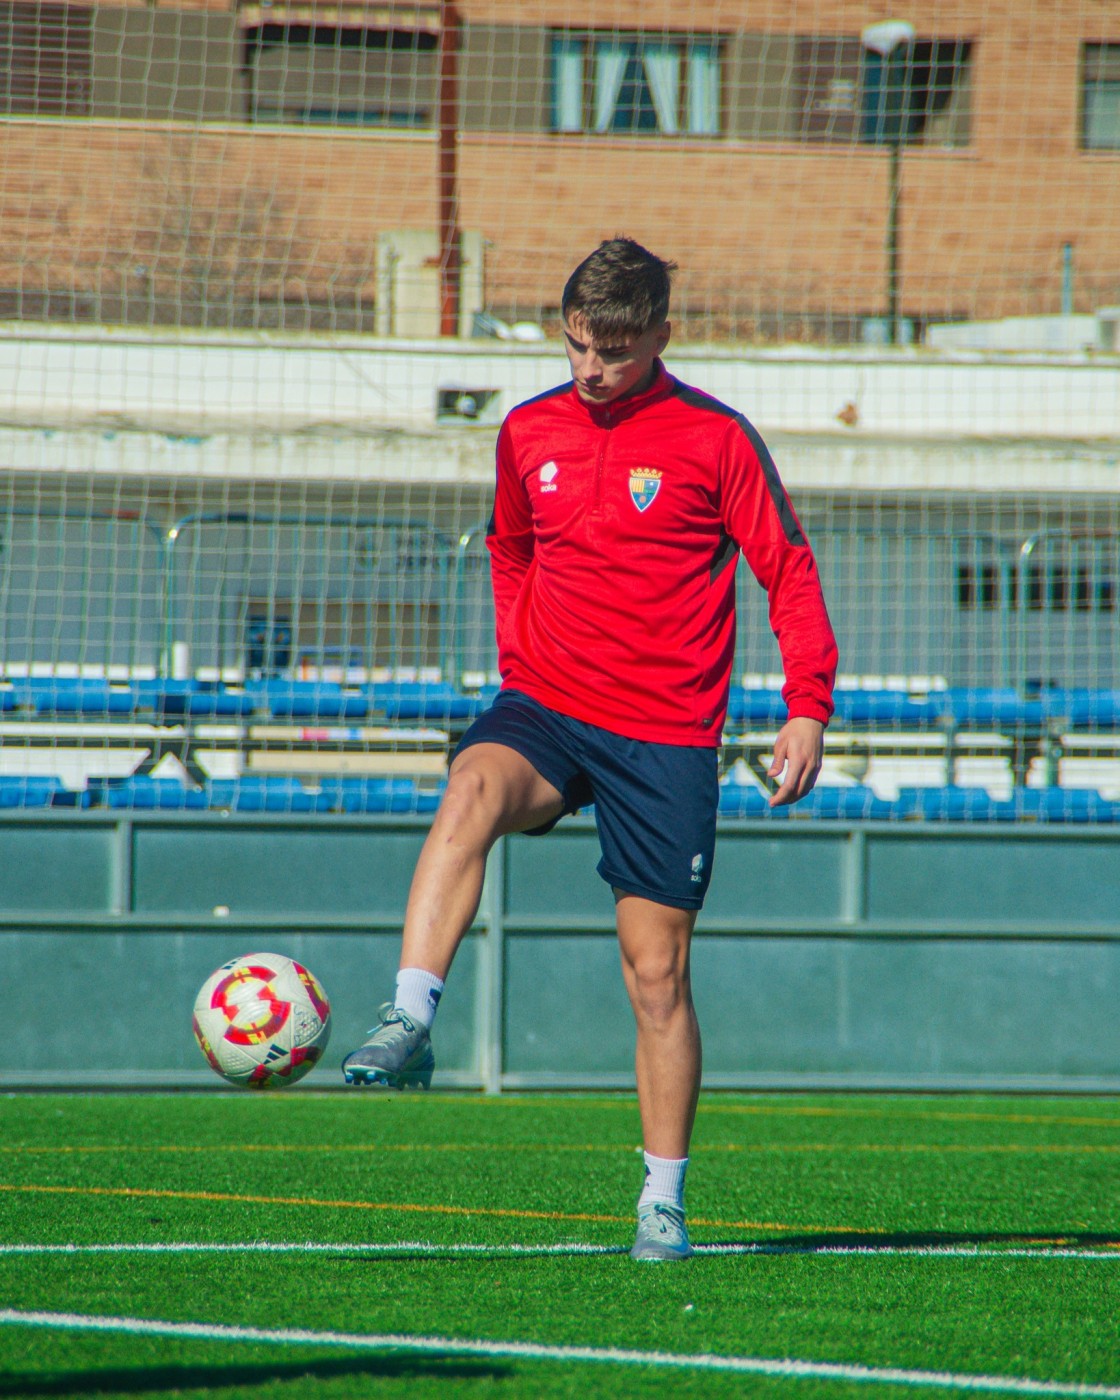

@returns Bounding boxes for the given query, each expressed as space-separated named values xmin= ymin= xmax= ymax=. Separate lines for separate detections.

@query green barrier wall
xmin=2 ymin=812 xmax=1118 ymax=1091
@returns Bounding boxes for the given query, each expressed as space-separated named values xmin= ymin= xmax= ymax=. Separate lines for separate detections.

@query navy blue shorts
xmin=454 ymin=689 xmax=718 ymax=910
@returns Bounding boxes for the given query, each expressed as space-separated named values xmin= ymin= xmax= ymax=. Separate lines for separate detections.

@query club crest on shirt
xmin=629 ymin=468 xmax=662 ymax=512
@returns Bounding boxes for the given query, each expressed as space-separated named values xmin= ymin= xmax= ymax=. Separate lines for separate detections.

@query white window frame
xmin=1083 ymin=43 xmax=1120 ymax=150
xmin=550 ymin=32 xmax=721 ymax=137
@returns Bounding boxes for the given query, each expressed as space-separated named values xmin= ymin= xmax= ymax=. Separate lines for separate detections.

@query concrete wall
xmin=2 ymin=329 xmax=1118 ymax=442
xmin=2 ymin=810 xmax=1119 ymax=1091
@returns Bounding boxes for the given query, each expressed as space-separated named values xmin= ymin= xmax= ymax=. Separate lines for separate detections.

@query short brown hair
xmin=561 ymin=237 xmax=677 ymax=340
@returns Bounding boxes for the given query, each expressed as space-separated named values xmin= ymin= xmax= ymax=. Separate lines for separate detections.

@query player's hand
xmin=767 ymin=716 xmax=825 ymax=807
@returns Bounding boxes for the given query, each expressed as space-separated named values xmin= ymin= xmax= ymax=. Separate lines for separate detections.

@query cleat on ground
xmin=629 ymin=1203 xmax=693 ymax=1262
xmin=341 ymin=1002 xmax=435 ymax=1089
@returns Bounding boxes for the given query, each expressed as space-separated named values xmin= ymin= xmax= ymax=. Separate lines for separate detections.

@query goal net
xmin=0 ymin=0 xmax=1118 ymax=814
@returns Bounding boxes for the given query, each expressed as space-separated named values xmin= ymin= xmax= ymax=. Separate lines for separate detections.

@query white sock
xmin=394 ymin=967 xmax=444 ymax=1030
xmin=638 ymin=1151 xmax=688 ymax=1211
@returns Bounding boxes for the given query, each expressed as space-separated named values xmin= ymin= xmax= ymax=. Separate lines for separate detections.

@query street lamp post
xmin=861 ymin=21 xmax=916 ymax=346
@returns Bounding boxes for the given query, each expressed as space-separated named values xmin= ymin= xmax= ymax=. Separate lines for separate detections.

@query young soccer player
xmin=342 ymin=237 xmax=838 ymax=1262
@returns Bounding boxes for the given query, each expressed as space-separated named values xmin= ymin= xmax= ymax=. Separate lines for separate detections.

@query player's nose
xmin=582 ymin=353 xmax=603 ymax=381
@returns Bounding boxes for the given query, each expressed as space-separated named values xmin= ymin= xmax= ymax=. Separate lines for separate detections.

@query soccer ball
xmin=192 ymin=953 xmax=331 ymax=1089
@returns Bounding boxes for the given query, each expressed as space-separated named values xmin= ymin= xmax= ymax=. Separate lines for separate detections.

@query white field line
xmin=1 ymin=1307 xmax=1118 ymax=1398
xmin=0 ymin=1241 xmax=624 ymax=1258
xmin=2 ymin=1241 xmax=1119 ymax=1261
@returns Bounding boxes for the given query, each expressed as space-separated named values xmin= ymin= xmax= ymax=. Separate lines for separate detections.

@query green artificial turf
xmin=0 ymin=1091 xmax=1118 ymax=1398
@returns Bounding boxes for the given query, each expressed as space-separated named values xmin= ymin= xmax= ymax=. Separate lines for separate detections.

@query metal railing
xmin=1 ymin=508 xmax=1117 ymax=695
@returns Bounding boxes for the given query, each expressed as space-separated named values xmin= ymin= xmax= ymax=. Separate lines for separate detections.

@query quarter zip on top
xmin=592 ymin=406 xmax=613 ymax=515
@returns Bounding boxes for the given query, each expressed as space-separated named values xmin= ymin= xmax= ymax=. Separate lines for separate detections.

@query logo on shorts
xmin=539 ymin=460 xmax=559 ymax=493
xmin=629 ymin=468 xmax=662 ymax=512
xmin=690 ymin=853 xmax=704 ymax=884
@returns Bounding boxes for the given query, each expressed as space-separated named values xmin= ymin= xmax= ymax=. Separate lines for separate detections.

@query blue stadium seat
xmin=726 ymin=688 xmax=947 ymax=729
xmin=243 ymin=679 xmax=369 ymax=721
xmin=132 ymin=679 xmax=194 ymax=716
xmin=21 ymin=679 xmax=137 ymax=716
xmin=368 ymin=682 xmax=482 ymax=723
xmin=1040 ymin=689 xmax=1120 ymax=730
xmin=883 ymin=785 xmax=1120 ymax=823
xmin=203 ymin=777 xmax=334 ymax=813
xmin=132 ymin=680 xmax=255 ymax=718
xmin=717 ymin=783 xmax=785 ymax=818
xmin=898 ymin=786 xmax=1023 ymax=821
xmin=942 ymin=688 xmax=1046 ymax=728
xmin=97 ymin=777 xmax=209 ymax=810
xmin=792 ymin=785 xmax=899 ymax=819
xmin=724 ymin=690 xmax=787 ymax=726
xmin=0 ymin=687 xmax=18 ymax=712
xmin=0 ymin=776 xmax=90 ymax=808
xmin=319 ymin=777 xmax=445 ymax=814
xmin=1027 ymin=788 xmax=1120 ymax=823
xmin=831 ymin=690 xmax=946 ymax=727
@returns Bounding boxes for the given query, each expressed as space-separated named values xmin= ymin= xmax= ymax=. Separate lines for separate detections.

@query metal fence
xmin=1 ymin=505 xmax=1118 ymax=693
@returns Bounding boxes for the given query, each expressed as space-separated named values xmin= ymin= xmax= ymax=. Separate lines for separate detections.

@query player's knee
xmin=435 ymin=762 xmax=505 ymax=840
xmin=626 ymin=949 xmax=690 ymax=1026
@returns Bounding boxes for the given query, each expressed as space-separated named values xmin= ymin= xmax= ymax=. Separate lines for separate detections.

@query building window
xmin=242 ymin=17 xmax=437 ymax=126
xmin=859 ymin=38 xmax=972 ymax=146
xmin=782 ymin=35 xmax=972 ymax=145
xmin=959 ymin=560 xmax=1117 ymax=613
xmin=0 ymin=1 xmax=90 ymax=115
xmin=1022 ymin=562 xmax=1115 ymax=613
xmin=551 ymin=33 xmax=720 ymax=136
xmin=957 ymin=562 xmax=1114 ymax=613
xmin=955 ymin=563 xmax=1002 ymax=611
xmin=1083 ymin=43 xmax=1120 ymax=149
xmin=798 ymin=37 xmax=863 ymax=141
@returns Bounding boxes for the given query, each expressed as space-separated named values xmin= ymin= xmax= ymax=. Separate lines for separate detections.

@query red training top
xmin=486 ymin=362 xmax=838 ymax=746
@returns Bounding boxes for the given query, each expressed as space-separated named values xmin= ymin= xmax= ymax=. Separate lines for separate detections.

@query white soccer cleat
xmin=630 ymin=1204 xmax=693 ymax=1262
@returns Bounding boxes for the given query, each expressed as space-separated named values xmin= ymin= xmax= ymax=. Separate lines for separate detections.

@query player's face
xmin=562 ymin=314 xmax=671 ymax=406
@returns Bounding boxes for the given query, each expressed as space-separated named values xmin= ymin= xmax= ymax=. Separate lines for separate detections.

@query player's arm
xmin=485 ymin=420 xmax=535 ymax=648
xmin=718 ymin=417 xmax=838 ymax=805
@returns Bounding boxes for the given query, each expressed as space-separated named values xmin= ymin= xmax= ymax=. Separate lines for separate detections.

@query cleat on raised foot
xmin=341 ymin=1003 xmax=435 ymax=1089
xmin=630 ymin=1203 xmax=693 ymax=1262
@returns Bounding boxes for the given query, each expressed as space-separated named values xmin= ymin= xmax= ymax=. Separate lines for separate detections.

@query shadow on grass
xmin=242 ymin=1231 xmax=1120 ymax=1263
xmin=264 ymin=1232 xmax=1119 ymax=1263
xmin=326 ymin=1248 xmax=629 ymax=1264
xmin=698 ymin=1229 xmax=1120 ymax=1254
xmin=0 ymin=1354 xmax=511 ymax=1397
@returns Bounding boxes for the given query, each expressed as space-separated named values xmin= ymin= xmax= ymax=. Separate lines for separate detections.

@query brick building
xmin=1 ymin=0 xmax=1118 ymax=339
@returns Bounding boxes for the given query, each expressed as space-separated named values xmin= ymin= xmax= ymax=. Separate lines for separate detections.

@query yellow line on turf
xmin=0 ymin=1182 xmax=871 ymax=1235
xmin=361 ymin=1095 xmax=1120 ymax=1131
xmin=694 ymin=1103 xmax=1120 ymax=1130
xmin=714 ymin=1144 xmax=1120 ymax=1155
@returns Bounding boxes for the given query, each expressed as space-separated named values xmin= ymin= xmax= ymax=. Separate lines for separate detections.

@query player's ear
xmin=655 ymin=321 xmax=671 ymax=355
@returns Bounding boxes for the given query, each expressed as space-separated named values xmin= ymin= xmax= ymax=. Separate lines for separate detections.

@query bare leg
xmin=615 ymin=893 xmax=701 ymax=1161
xmin=399 ymin=742 xmax=565 ymax=978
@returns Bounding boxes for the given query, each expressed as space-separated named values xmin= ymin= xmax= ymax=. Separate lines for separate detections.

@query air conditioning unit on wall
xmin=375 ymin=229 xmax=484 ymax=338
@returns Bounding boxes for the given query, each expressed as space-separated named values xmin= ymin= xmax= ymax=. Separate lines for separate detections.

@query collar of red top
xmin=567 ymin=359 xmax=675 ymax=422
